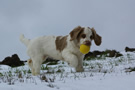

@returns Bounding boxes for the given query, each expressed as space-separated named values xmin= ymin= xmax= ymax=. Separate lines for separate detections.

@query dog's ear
xmin=91 ymin=28 xmax=102 ymax=46
xmin=70 ymin=26 xmax=84 ymax=41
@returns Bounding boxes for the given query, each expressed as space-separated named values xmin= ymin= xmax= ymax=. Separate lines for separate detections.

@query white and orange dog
xmin=20 ymin=26 xmax=102 ymax=75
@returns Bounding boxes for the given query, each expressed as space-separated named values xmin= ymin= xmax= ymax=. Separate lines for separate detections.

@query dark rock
xmin=84 ymin=52 xmax=93 ymax=59
xmin=106 ymin=50 xmax=122 ymax=57
xmin=0 ymin=54 xmax=26 ymax=67
xmin=125 ymin=47 xmax=135 ymax=52
xmin=93 ymin=51 xmax=105 ymax=57
xmin=84 ymin=49 xmax=123 ymax=60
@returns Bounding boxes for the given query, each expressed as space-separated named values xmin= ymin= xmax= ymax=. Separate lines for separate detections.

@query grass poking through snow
xmin=0 ymin=52 xmax=135 ymax=88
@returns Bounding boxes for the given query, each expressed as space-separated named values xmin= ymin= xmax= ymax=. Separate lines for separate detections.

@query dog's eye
xmin=81 ymin=34 xmax=86 ymax=38
xmin=90 ymin=36 xmax=93 ymax=39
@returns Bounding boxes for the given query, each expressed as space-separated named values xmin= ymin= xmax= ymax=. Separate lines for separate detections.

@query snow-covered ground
xmin=0 ymin=52 xmax=135 ymax=90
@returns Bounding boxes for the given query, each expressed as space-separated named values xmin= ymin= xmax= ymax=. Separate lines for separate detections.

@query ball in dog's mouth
xmin=80 ymin=44 xmax=90 ymax=54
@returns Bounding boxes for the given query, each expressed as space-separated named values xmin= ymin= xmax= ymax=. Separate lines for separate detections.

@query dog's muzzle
xmin=84 ymin=41 xmax=91 ymax=46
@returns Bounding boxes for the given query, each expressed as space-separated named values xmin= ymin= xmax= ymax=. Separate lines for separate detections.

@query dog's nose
xmin=84 ymin=41 xmax=91 ymax=46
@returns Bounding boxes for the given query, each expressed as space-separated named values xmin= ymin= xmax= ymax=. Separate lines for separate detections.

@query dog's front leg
xmin=62 ymin=52 xmax=78 ymax=69
xmin=76 ymin=56 xmax=84 ymax=72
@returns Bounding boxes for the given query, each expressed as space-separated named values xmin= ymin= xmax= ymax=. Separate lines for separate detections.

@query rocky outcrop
xmin=0 ymin=54 xmax=26 ymax=67
xmin=84 ymin=49 xmax=123 ymax=60
xmin=106 ymin=50 xmax=123 ymax=57
xmin=125 ymin=47 xmax=135 ymax=52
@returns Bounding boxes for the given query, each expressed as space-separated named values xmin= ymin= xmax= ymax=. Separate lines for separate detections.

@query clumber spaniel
xmin=20 ymin=26 xmax=102 ymax=75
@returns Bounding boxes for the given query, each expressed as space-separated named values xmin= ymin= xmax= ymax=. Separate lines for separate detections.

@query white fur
xmin=80 ymin=27 xmax=93 ymax=45
xmin=20 ymin=27 xmax=94 ymax=75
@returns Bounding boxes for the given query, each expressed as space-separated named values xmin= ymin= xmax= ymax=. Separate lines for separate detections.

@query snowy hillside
xmin=0 ymin=52 xmax=135 ymax=90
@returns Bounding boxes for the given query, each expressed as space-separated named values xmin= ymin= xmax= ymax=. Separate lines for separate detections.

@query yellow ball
xmin=80 ymin=44 xmax=90 ymax=54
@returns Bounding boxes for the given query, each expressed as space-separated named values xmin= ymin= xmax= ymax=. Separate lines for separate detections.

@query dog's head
xmin=70 ymin=26 xmax=102 ymax=47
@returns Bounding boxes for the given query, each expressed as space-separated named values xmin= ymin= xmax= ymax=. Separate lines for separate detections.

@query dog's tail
xmin=20 ymin=34 xmax=30 ymax=47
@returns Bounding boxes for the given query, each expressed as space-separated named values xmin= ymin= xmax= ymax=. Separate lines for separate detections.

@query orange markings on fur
xmin=28 ymin=59 xmax=32 ymax=63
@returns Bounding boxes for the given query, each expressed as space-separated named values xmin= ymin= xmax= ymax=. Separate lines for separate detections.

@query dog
xmin=20 ymin=26 xmax=102 ymax=75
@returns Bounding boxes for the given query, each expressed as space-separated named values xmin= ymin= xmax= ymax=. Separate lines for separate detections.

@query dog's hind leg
xmin=32 ymin=55 xmax=48 ymax=76
xmin=28 ymin=59 xmax=33 ymax=68
xmin=27 ymin=59 xmax=35 ymax=75
xmin=28 ymin=55 xmax=48 ymax=76
xmin=32 ymin=61 xmax=41 ymax=75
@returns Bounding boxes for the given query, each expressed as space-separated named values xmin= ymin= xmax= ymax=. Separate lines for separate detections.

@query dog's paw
xmin=32 ymin=72 xmax=40 ymax=76
xmin=76 ymin=67 xmax=84 ymax=72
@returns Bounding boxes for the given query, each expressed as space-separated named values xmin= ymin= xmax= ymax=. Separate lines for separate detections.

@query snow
xmin=0 ymin=52 xmax=135 ymax=90
xmin=57 ymin=73 xmax=135 ymax=90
